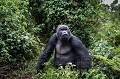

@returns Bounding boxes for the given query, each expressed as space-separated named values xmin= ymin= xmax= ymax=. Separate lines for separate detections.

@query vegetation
xmin=0 ymin=0 xmax=120 ymax=79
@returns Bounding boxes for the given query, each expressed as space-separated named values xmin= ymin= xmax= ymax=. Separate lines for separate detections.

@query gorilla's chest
xmin=55 ymin=40 xmax=72 ymax=55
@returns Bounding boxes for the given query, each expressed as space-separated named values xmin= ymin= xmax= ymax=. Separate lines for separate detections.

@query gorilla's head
xmin=56 ymin=25 xmax=72 ymax=42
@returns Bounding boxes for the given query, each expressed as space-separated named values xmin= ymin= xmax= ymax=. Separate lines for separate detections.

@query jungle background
xmin=0 ymin=0 xmax=120 ymax=79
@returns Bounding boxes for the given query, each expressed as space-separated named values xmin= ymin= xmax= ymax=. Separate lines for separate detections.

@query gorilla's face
xmin=56 ymin=25 xmax=71 ymax=42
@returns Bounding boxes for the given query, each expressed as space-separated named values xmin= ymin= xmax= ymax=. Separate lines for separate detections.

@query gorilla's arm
xmin=36 ymin=33 xmax=57 ymax=73
xmin=71 ymin=36 xmax=91 ymax=70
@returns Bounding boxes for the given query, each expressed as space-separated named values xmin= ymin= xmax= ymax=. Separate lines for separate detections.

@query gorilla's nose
xmin=62 ymin=31 xmax=68 ymax=35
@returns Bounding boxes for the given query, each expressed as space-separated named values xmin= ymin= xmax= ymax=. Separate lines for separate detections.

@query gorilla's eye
xmin=60 ymin=28 xmax=67 ymax=31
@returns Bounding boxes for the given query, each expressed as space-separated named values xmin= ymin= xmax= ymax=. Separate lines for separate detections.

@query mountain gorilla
xmin=36 ymin=25 xmax=91 ymax=76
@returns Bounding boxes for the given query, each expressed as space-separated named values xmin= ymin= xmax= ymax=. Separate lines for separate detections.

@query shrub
xmin=90 ymin=28 xmax=120 ymax=78
xmin=28 ymin=0 xmax=100 ymax=47
xmin=34 ymin=62 xmax=79 ymax=79
xmin=0 ymin=0 xmax=39 ymax=63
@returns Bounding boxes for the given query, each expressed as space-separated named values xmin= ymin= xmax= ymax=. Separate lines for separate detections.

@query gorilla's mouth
xmin=61 ymin=35 xmax=69 ymax=41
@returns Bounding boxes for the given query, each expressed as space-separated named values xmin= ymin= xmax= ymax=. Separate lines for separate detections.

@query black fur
xmin=36 ymin=25 xmax=91 ymax=74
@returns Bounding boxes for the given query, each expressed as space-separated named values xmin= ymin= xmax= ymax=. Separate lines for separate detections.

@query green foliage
xmin=28 ymin=0 xmax=100 ymax=47
xmin=89 ymin=6 xmax=120 ymax=78
xmin=33 ymin=62 xmax=109 ymax=79
xmin=0 ymin=0 xmax=120 ymax=79
xmin=82 ymin=68 xmax=108 ymax=79
xmin=35 ymin=63 xmax=78 ymax=79
xmin=0 ymin=0 xmax=39 ymax=63
xmin=92 ymin=54 xmax=120 ymax=79
xmin=89 ymin=26 xmax=120 ymax=78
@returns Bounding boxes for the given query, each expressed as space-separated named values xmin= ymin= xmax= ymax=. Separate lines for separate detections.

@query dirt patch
xmin=0 ymin=63 xmax=33 ymax=79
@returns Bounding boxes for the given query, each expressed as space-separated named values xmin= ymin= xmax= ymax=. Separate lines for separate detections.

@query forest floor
xmin=0 ymin=62 xmax=34 ymax=79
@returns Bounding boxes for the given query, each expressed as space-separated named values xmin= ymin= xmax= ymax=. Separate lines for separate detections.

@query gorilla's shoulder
xmin=70 ymin=35 xmax=83 ymax=45
xmin=72 ymin=35 xmax=79 ymax=39
xmin=49 ymin=33 xmax=58 ymax=43
xmin=71 ymin=35 xmax=80 ymax=41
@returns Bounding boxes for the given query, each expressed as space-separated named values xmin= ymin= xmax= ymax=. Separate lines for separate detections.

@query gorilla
xmin=36 ymin=25 xmax=91 ymax=75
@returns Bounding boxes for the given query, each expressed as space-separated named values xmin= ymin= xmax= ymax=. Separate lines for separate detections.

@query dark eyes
xmin=60 ymin=28 xmax=67 ymax=30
